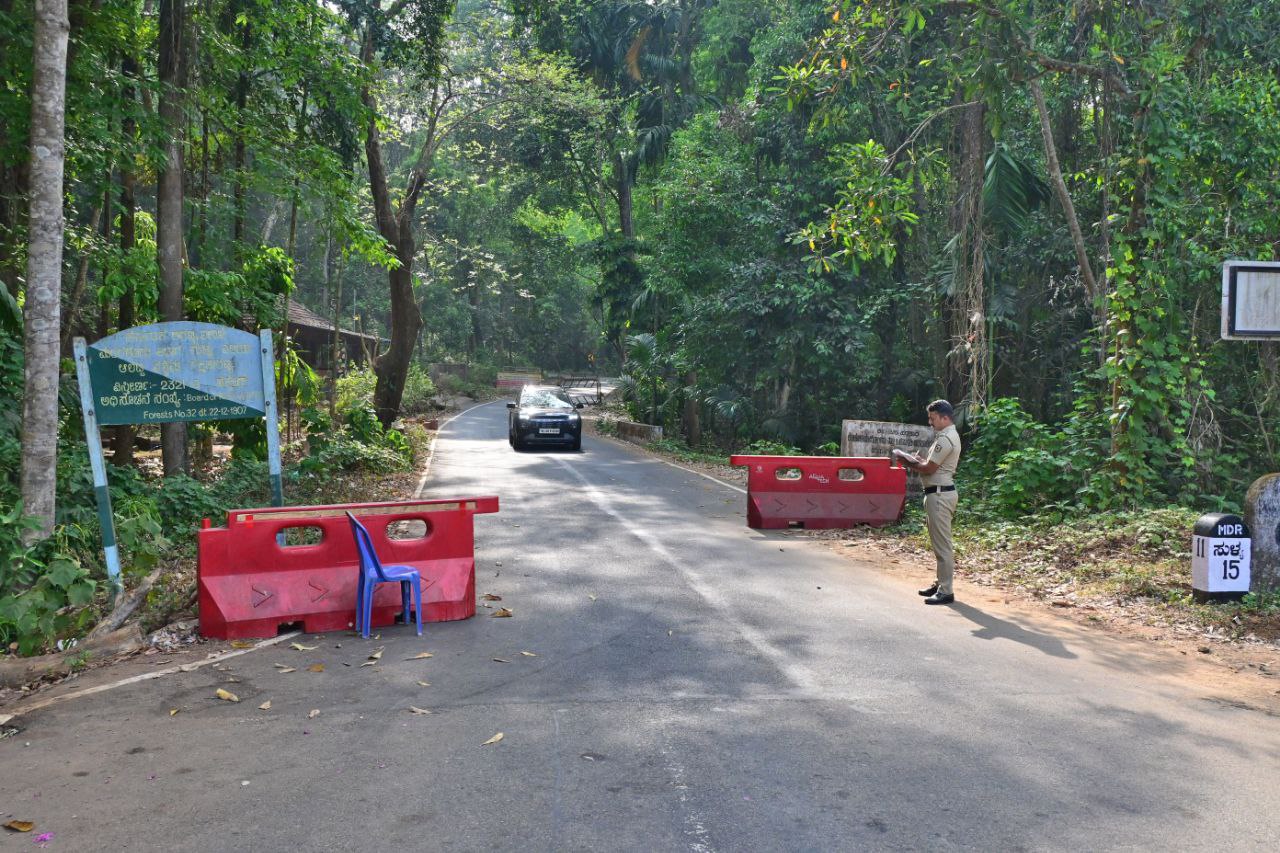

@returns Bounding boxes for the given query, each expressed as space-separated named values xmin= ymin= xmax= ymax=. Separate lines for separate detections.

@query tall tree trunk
xmin=157 ymin=0 xmax=187 ymax=476
xmin=20 ymin=0 xmax=70 ymax=543
xmin=681 ymin=370 xmax=700 ymax=446
xmin=284 ymin=86 xmax=307 ymax=258
xmin=362 ymin=30 xmax=429 ymax=427
xmin=1030 ymin=77 xmax=1099 ymax=308
xmin=194 ymin=105 xmax=209 ymax=266
xmin=947 ymin=100 xmax=988 ymax=412
xmin=231 ymin=10 xmax=250 ymax=252
xmin=616 ymin=153 xmax=634 ymax=240
xmin=327 ymin=227 xmax=343 ymax=425
xmin=60 ymin=199 xmax=102 ymax=354
xmin=111 ymin=63 xmax=139 ymax=464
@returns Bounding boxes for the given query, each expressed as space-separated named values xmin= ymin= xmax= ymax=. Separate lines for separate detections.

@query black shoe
xmin=918 ymin=583 xmax=939 ymax=597
xmin=924 ymin=592 xmax=955 ymax=605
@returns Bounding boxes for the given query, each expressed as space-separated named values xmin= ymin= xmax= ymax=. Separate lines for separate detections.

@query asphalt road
xmin=4 ymin=400 xmax=1280 ymax=852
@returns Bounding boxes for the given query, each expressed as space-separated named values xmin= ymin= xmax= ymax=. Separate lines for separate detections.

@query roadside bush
xmin=742 ymin=438 xmax=803 ymax=456
xmin=400 ymin=364 xmax=437 ymax=414
xmin=469 ymin=364 xmax=498 ymax=387
xmin=336 ymin=367 xmax=377 ymax=414
xmin=299 ymin=433 xmax=410 ymax=474
xmin=337 ymin=364 xmax=436 ymax=415
xmin=965 ymin=398 xmax=1088 ymax=520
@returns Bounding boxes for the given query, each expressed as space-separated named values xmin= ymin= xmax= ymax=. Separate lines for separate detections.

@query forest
xmin=3 ymin=0 xmax=1280 ymax=654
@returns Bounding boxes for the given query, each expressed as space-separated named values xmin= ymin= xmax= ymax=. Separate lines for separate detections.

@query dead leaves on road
xmin=492 ymin=608 xmax=513 ymax=618
xmin=4 ymin=820 xmax=35 ymax=832
xmin=215 ymin=688 xmax=240 ymax=703
xmin=481 ymin=732 xmax=504 ymax=746
xmin=290 ymin=642 xmax=317 ymax=651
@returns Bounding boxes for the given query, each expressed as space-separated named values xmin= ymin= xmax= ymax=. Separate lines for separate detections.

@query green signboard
xmin=73 ymin=322 xmax=283 ymax=595
xmin=86 ymin=324 xmax=265 ymax=424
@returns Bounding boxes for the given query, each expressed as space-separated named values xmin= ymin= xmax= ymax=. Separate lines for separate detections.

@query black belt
xmin=923 ymin=485 xmax=956 ymax=495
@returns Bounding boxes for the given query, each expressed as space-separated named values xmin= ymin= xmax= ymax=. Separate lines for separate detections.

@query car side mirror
xmin=506 ymin=402 xmax=516 ymax=409
xmin=574 ymin=402 xmax=584 ymax=409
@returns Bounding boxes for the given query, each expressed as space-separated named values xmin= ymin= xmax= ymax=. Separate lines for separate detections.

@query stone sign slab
xmin=841 ymin=419 xmax=934 ymax=458
xmin=1245 ymin=473 xmax=1280 ymax=592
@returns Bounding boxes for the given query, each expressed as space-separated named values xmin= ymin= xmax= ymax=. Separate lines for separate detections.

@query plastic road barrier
xmin=729 ymin=455 xmax=906 ymax=529
xmin=198 ymin=497 xmax=499 ymax=639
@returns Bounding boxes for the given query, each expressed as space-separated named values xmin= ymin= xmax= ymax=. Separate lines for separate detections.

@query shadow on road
xmin=949 ymin=601 xmax=1078 ymax=659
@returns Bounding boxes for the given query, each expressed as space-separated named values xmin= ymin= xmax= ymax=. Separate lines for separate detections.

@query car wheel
xmin=571 ymin=434 xmax=582 ymax=451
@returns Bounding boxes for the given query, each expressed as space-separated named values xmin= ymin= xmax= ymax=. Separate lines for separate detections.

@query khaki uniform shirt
xmin=921 ymin=424 xmax=961 ymax=488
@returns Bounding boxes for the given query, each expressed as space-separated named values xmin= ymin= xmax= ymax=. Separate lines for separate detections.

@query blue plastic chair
xmin=346 ymin=512 xmax=423 ymax=639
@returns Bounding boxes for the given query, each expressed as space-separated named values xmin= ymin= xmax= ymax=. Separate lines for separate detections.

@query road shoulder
xmin=586 ymin=420 xmax=1280 ymax=712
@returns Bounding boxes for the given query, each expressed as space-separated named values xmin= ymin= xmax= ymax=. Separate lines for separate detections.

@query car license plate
xmin=538 ymin=427 xmax=560 ymax=434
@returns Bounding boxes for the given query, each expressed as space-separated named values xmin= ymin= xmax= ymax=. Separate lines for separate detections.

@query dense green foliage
xmin=507 ymin=1 xmax=1280 ymax=517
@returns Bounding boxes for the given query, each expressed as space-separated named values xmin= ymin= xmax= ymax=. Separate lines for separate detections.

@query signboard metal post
xmin=260 ymin=330 xmax=284 ymax=507
xmin=72 ymin=338 xmax=123 ymax=596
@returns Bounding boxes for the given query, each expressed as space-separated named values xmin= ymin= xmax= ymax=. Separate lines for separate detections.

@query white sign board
xmin=1222 ymin=261 xmax=1280 ymax=340
xmin=1192 ymin=514 xmax=1251 ymax=598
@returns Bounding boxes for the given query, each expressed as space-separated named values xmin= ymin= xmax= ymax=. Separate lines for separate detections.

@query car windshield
xmin=521 ymin=390 xmax=572 ymax=409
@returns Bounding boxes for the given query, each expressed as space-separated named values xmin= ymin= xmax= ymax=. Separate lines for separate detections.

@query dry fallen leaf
xmin=409 ymin=652 xmax=434 ymax=660
xmin=215 ymin=688 xmax=240 ymax=703
xmin=520 ymin=651 xmax=537 ymax=657
xmin=588 ymin=594 xmax=597 ymax=601
xmin=290 ymin=643 xmax=317 ymax=651
xmin=307 ymin=709 xmax=320 ymax=719
xmin=368 ymin=648 xmax=384 ymax=661
xmin=276 ymin=667 xmax=296 ymax=674
xmin=360 ymin=660 xmax=378 ymax=668
xmin=416 ymin=680 xmax=431 ymax=687
xmin=3 ymin=820 xmax=34 ymax=832
xmin=409 ymin=706 xmax=432 ymax=715
xmin=258 ymin=701 xmax=272 ymax=711
xmin=308 ymin=663 xmax=325 ymax=673
xmin=492 ymin=608 xmax=513 ymax=618
xmin=482 ymin=593 xmax=503 ymax=601
xmin=169 ymin=707 xmax=180 ymax=716
xmin=493 ymin=658 xmax=510 ymax=663
xmin=230 ymin=640 xmax=254 ymax=649
xmin=482 ymin=732 xmax=504 ymax=746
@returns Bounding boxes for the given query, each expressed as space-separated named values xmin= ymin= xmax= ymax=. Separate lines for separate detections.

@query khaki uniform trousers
xmin=923 ymin=489 xmax=959 ymax=595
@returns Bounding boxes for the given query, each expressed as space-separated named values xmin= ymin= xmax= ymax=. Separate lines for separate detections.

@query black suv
xmin=507 ymin=386 xmax=584 ymax=451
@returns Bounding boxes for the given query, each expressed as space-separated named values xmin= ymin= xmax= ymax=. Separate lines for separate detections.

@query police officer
xmin=892 ymin=400 xmax=962 ymax=605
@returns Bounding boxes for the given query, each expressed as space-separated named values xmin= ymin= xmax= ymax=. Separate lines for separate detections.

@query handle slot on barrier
xmin=280 ymin=525 xmax=325 ymax=548
xmin=838 ymin=468 xmax=865 ymax=481
xmin=775 ymin=467 xmax=802 ymax=480
xmin=386 ymin=518 xmax=431 ymax=540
